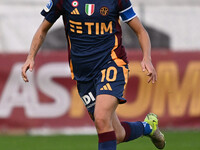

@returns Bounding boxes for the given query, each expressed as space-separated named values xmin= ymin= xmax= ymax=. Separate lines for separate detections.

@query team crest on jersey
xmin=72 ymin=1 xmax=79 ymax=7
xmin=100 ymin=7 xmax=109 ymax=16
xmin=85 ymin=4 xmax=95 ymax=16
xmin=44 ymin=0 xmax=53 ymax=12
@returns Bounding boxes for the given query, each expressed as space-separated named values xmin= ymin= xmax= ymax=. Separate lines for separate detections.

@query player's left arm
xmin=127 ymin=17 xmax=157 ymax=83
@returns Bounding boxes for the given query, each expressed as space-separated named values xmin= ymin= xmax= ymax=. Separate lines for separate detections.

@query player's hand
xmin=141 ymin=58 xmax=157 ymax=83
xmin=21 ymin=57 xmax=35 ymax=82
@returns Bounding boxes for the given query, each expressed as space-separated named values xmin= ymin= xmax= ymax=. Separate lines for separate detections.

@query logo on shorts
xmin=44 ymin=0 xmax=53 ymax=12
xmin=100 ymin=6 xmax=109 ymax=16
xmin=100 ymin=83 xmax=112 ymax=91
xmin=82 ymin=92 xmax=96 ymax=105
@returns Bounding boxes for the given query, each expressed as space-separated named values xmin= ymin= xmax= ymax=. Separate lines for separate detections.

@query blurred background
xmin=0 ymin=0 xmax=200 ymax=150
xmin=1 ymin=0 xmax=200 ymax=52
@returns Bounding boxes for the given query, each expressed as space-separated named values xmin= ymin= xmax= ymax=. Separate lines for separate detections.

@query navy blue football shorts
xmin=77 ymin=60 xmax=129 ymax=120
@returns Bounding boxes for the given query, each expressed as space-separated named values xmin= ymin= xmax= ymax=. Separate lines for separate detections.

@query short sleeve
xmin=118 ymin=0 xmax=137 ymax=22
xmin=41 ymin=0 xmax=63 ymax=24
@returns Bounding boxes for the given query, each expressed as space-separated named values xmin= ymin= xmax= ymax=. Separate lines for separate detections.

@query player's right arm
xmin=21 ymin=19 xmax=53 ymax=82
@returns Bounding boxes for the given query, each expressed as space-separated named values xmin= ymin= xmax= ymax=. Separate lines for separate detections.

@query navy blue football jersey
xmin=41 ymin=0 xmax=136 ymax=81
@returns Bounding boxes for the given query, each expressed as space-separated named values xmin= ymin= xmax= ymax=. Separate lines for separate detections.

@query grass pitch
xmin=0 ymin=131 xmax=199 ymax=150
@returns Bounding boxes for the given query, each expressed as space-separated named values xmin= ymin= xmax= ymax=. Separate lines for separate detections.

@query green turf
xmin=0 ymin=131 xmax=199 ymax=150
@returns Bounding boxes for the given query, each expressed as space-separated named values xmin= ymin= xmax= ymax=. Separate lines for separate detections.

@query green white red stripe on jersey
xmin=85 ymin=4 xmax=95 ymax=16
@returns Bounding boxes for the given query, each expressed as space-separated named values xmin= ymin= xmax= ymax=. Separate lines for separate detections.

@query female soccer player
xmin=22 ymin=0 xmax=165 ymax=149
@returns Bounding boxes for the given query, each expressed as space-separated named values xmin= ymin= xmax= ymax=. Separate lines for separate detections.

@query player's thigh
xmin=94 ymin=94 xmax=118 ymax=133
xmin=94 ymin=94 xmax=118 ymax=120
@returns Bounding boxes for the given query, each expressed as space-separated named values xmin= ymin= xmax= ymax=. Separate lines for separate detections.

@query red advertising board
xmin=0 ymin=50 xmax=200 ymax=133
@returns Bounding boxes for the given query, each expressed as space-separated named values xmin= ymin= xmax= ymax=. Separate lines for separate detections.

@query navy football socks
xmin=97 ymin=122 xmax=152 ymax=149
xmin=121 ymin=121 xmax=152 ymax=142
xmin=142 ymin=121 xmax=152 ymax=135
xmin=98 ymin=131 xmax=117 ymax=150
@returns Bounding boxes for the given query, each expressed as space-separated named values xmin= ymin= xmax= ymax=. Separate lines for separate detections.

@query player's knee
xmin=95 ymin=115 xmax=109 ymax=128
xmin=95 ymin=115 xmax=112 ymax=132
